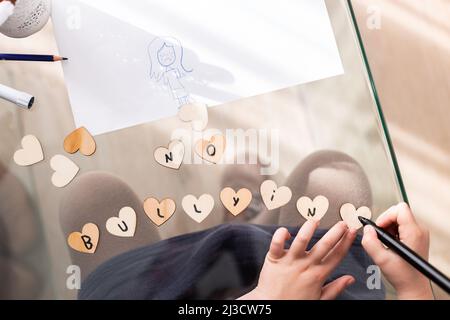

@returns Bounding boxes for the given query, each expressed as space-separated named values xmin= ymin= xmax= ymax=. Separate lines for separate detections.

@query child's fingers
xmin=361 ymin=225 xmax=390 ymax=266
xmin=309 ymin=221 xmax=348 ymax=262
xmin=376 ymin=202 xmax=416 ymax=229
xmin=289 ymin=220 xmax=318 ymax=258
xmin=321 ymin=228 xmax=357 ymax=273
xmin=268 ymin=227 xmax=291 ymax=260
xmin=320 ymin=275 xmax=355 ymax=300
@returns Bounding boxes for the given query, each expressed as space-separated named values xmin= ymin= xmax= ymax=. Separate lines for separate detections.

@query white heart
xmin=50 ymin=155 xmax=79 ymax=188
xmin=296 ymin=195 xmax=329 ymax=221
xmin=182 ymin=194 xmax=214 ymax=223
xmin=340 ymin=203 xmax=372 ymax=230
xmin=154 ymin=140 xmax=185 ymax=169
xmin=178 ymin=102 xmax=208 ymax=131
xmin=13 ymin=135 xmax=44 ymax=166
xmin=106 ymin=206 xmax=137 ymax=237
xmin=260 ymin=180 xmax=292 ymax=210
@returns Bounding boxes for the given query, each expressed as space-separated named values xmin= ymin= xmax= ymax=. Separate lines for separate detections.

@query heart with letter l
xmin=50 ymin=154 xmax=79 ymax=188
xmin=220 ymin=187 xmax=252 ymax=216
xmin=182 ymin=194 xmax=214 ymax=223
xmin=106 ymin=206 xmax=137 ymax=237
xmin=296 ymin=195 xmax=329 ymax=221
xmin=67 ymin=223 xmax=99 ymax=254
xmin=154 ymin=139 xmax=185 ymax=170
xmin=178 ymin=102 xmax=208 ymax=131
xmin=194 ymin=134 xmax=226 ymax=164
xmin=340 ymin=203 xmax=372 ymax=229
xmin=143 ymin=197 xmax=176 ymax=226
xmin=63 ymin=127 xmax=96 ymax=156
xmin=260 ymin=180 xmax=292 ymax=210
xmin=13 ymin=135 xmax=44 ymax=166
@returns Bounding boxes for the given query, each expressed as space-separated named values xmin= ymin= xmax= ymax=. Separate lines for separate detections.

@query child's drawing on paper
xmin=148 ymin=37 xmax=193 ymax=107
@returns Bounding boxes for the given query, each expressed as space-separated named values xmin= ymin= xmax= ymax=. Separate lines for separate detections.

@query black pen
xmin=358 ymin=216 xmax=450 ymax=294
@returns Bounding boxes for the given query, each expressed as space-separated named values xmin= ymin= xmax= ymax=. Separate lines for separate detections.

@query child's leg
xmin=279 ymin=150 xmax=372 ymax=229
xmin=59 ymin=172 xmax=161 ymax=280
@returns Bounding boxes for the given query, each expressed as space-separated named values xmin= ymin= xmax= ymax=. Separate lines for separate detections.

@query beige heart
xmin=340 ymin=203 xmax=372 ymax=230
xmin=194 ymin=134 xmax=226 ymax=164
xmin=220 ymin=187 xmax=252 ymax=216
xmin=178 ymin=102 xmax=208 ymax=131
xmin=260 ymin=180 xmax=292 ymax=210
xmin=144 ymin=197 xmax=176 ymax=226
xmin=13 ymin=135 xmax=44 ymax=166
xmin=50 ymin=154 xmax=79 ymax=188
xmin=182 ymin=194 xmax=214 ymax=223
xmin=154 ymin=140 xmax=185 ymax=170
xmin=297 ymin=195 xmax=329 ymax=221
xmin=63 ymin=127 xmax=96 ymax=156
xmin=106 ymin=206 xmax=136 ymax=237
xmin=67 ymin=223 xmax=99 ymax=254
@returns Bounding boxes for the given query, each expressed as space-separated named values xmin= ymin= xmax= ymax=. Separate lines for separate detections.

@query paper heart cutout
xmin=50 ymin=155 xmax=79 ymax=188
xmin=220 ymin=187 xmax=252 ymax=216
xmin=154 ymin=140 xmax=185 ymax=170
xmin=182 ymin=194 xmax=214 ymax=223
xmin=143 ymin=197 xmax=176 ymax=226
xmin=63 ymin=127 xmax=96 ymax=156
xmin=178 ymin=102 xmax=208 ymax=131
xmin=67 ymin=223 xmax=99 ymax=254
xmin=106 ymin=206 xmax=136 ymax=237
xmin=297 ymin=195 xmax=329 ymax=221
xmin=260 ymin=180 xmax=292 ymax=210
xmin=194 ymin=134 xmax=226 ymax=164
xmin=13 ymin=135 xmax=44 ymax=166
xmin=340 ymin=203 xmax=372 ymax=230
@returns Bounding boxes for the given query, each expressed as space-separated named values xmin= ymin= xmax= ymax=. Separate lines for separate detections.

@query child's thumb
xmin=320 ymin=275 xmax=355 ymax=300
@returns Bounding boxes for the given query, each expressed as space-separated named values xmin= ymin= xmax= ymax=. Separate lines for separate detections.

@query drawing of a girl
xmin=148 ymin=37 xmax=193 ymax=107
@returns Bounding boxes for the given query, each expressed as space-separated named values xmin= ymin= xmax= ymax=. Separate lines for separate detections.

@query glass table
xmin=0 ymin=0 xmax=406 ymax=299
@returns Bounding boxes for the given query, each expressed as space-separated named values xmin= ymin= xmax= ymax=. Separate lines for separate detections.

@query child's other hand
xmin=240 ymin=220 xmax=357 ymax=300
xmin=361 ymin=203 xmax=434 ymax=299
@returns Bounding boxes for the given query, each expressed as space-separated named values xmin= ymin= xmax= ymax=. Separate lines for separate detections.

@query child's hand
xmin=240 ymin=220 xmax=357 ymax=300
xmin=361 ymin=203 xmax=434 ymax=299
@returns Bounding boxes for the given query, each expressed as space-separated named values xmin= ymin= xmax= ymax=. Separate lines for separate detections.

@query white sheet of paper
xmin=52 ymin=0 xmax=343 ymax=135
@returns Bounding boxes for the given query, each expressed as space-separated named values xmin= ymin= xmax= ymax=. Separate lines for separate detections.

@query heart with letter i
xmin=260 ymin=180 xmax=292 ymax=210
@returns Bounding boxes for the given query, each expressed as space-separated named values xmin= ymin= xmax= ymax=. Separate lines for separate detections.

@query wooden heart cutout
xmin=340 ymin=203 xmax=372 ymax=230
xmin=220 ymin=187 xmax=252 ymax=216
xmin=144 ymin=197 xmax=176 ymax=226
xmin=106 ymin=206 xmax=137 ymax=237
xmin=194 ymin=134 xmax=226 ymax=164
xmin=260 ymin=180 xmax=292 ymax=210
xmin=154 ymin=139 xmax=185 ymax=170
xmin=63 ymin=127 xmax=96 ymax=156
xmin=182 ymin=194 xmax=214 ymax=223
xmin=296 ymin=195 xmax=329 ymax=221
xmin=13 ymin=135 xmax=44 ymax=166
xmin=178 ymin=102 xmax=208 ymax=131
xmin=50 ymin=155 xmax=79 ymax=188
xmin=67 ymin=223 xmax=99 ymax=254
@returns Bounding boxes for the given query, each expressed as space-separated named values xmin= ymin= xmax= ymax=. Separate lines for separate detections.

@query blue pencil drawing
xmin=148 ymin=37 xmax=193 ymax=107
